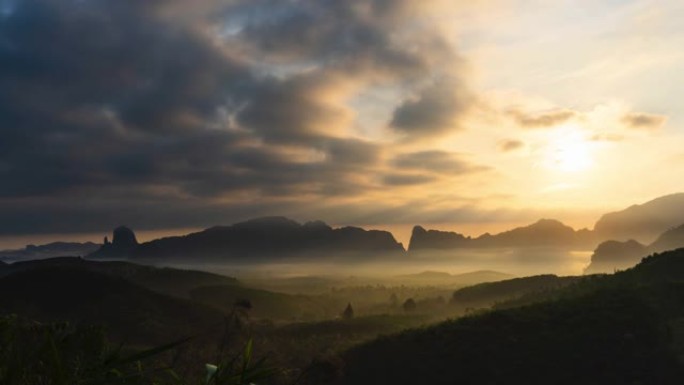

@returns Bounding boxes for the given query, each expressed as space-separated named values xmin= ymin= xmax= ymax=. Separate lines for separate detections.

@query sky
xmin=1 ymin=0 xmax=684 ymax=248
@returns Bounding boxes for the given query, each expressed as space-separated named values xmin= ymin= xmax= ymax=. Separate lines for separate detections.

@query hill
xmin=0 ymin=267 xmax=223 ymax=345
xmin=1 ymin=257 xmax=340 ymax=322
xmin=1 ymin=257 xmax=238 ymax=299
xmin=189 ymin=284 xmax=340 ymax=321
xmin=336 ymin=248 xmax=684 ymax=385
xmin=583 ymin=240 xmax=647 ymax=274
xmin=585 ymin=223 xmax=684 ymax=274
xmin=395 ymin=270 xmax=513 ymax=287
xmin=450 ymin=274 xmax=581 ymax=310
xmin=409 ymin=219 xmax=596 ymax=252
xmin=89 ymin=217 xmax=405 ymax=261
xmin=594 ymin=192 xmax=684 ymax=243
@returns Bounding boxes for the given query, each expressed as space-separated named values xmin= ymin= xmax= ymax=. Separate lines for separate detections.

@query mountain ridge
xmin=88 ymin=216 xmax=405 ymax=261
xmin=409 ymin=218 xmax=596 ymax=251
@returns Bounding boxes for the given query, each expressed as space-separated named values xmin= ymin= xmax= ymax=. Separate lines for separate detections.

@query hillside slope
xmin=335 ymin=248 xmax=684 ymax=385
xmin=0 ymin=267 xmax=223 ymax=345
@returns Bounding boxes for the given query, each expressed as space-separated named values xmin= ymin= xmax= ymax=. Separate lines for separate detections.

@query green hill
xmin=450 ymin=274 xmax=581 ymax=310
xmin=335 ymin=248 xmax=684 ymax=385
xmin=0 ymin=267 xmax=223 ymax=345
xmin=2 ymin=257 xmax=238 ymax=298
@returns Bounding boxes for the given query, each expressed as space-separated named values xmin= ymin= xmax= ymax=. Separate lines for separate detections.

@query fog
xmin=161 ymin=247 xmax=593 ymax=283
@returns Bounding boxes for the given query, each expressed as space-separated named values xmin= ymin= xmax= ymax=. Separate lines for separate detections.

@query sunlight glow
xmin=545 ymin=125 xmax=594 ymax=173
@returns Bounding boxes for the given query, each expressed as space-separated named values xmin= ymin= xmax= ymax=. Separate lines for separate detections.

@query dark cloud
xmin=498 ymin=139 xmax=524 ymax=152
xmin=0 ymin=0 xmax=476 ymax=236
xmin=228 ymin=0 xmax=472 ymax=137
xmin=508 ymin=108 xmax=577 ymax=128
xmin=392 ymin=151 xmax=487 ymax=174
xmin=382 ymin=173 xmax=436 ymax=186
xmin=230 ymin=0 xmax=446 ymax=79
xmin=622 ymin=112 xmax=667 ymax=130
xmin=390 ymin=78 xmax=474 ymax=135
xmin=235 ymin=72 xmax=351 ymax=144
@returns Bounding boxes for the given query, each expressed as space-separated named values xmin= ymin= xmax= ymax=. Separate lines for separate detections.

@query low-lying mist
xmin=162 ymin=246 xmax=593 ymax=285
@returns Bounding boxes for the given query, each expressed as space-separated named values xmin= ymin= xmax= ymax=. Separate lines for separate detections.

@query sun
xmin=545 ymin=125 xmax=593 ymax=172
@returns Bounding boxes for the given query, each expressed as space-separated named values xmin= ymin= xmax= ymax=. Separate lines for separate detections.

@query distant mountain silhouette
xmin=585 ymin=223 xmax=684 ymax=274
xmin=594 ymin=192 xmax=684 ymax=243
xmin=584 ymin=240 xmax=647 ymax=274
xmin=409 ymin=219 xmax=596 ymax=251
xmin=0 ymin=241 xmax=99 ymax=262
xmin=89 ymin=217 xmax=404 ymax=261
xmin=649 ymin=224 xmax=684 ymax=252
xmin=408 ymin=226 xmax=470 ymax=250
xmin=89 ymin=226 xmax=138 ymax=258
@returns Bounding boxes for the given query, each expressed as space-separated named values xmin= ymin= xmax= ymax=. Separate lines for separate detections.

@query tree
xmin=389 ymin=293 xmax=398 ymax=307
xmin=402 ymin=298 xmax=416 ymax=312
xmin=342 ymin=303 xmax=354 ymax=319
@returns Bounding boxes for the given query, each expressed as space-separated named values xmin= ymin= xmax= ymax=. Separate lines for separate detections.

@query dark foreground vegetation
xmin=5 ymin=248 xmax=684 ymax=384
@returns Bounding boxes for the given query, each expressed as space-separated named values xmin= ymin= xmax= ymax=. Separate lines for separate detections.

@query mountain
xmin=476 ymin=219 xmax=591 ymax=247
xmin=0 ymin=241 xmax=99 ymax=262
xmin=409 ymin=219 xmax=596 ymax=251
xmin=649 ymin=223 xmax=684 ymax=252
xmin=88 ymin=226 xmax=138 ymax=258
xmin=594 ymin=193 xmax=684 ymax=243
xmin=90 ymin=217 xmax=405 ymax=261
xmin=584 ymin=224 xmax=684 ymax=274
xmin=407 ymin=226 xmax=470 ymax=250
xmin=335 ymin=249 xmax=684 ymax=385
xmin=584 ymin=240 xmax=647 ymax=274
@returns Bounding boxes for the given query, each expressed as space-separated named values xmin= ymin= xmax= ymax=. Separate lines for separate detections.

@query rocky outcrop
xmin=407 ymin=226 xmax=469 ymax=251
xmin=88 ymin=226 xmax=139 ymax=259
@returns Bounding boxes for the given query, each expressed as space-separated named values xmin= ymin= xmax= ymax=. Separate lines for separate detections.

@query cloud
xmin=389 ymin=78 xmax=474 ymax=136
xmin=382 ymin=173 xmax=436 ymax=186
xmin=392 ymin=151 xmax=487 ymax=174
xmin=230 ymin=0 xmax=452 ymax=80
xmin=590 ymin=133 xmax=624 ymax=142
xmin=0 ymin=0 xmax=479 ymax=236
xmin=498 ymin=139 xmax=524 ymax=152
xmin=508 ymin=108 xmax=577 ymax=128
xmin=235 ymin=72 xmax=354 ymax=144
xmin=622 ymin=112 xmax=667 ymax=130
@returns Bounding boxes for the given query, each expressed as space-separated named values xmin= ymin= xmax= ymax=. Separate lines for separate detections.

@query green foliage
xmin=0 ymin=314 xmax=181 ymax=385
xmin=205 ymin=339 xmax=279 ymax=385
xmin=0 ymin=315 xmax=277 ymax=385
xmin=338 ymin=249 xmax=684 ymax=385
